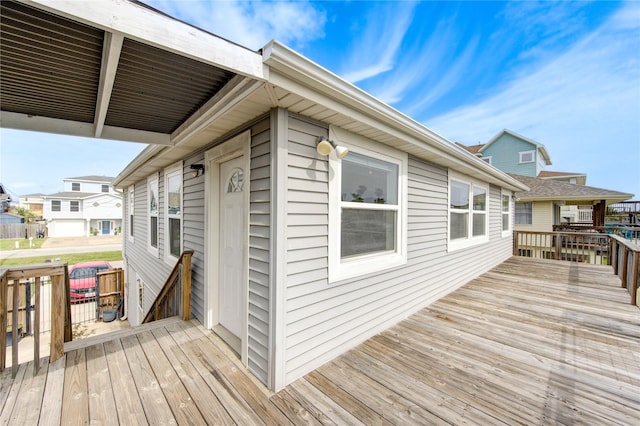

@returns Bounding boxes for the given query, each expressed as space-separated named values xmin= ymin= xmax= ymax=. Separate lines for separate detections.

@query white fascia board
xmin=171 ymin=76 xmax=264 ymax=145
xmin=2 ymin=111 xmax=171 ymax=145
xmin=517 ymin=194 xmax=634 ymax=202
xmin=262 ymin=41 xmax=528 ymax=192
xmin=113 ymin=145 xmax=167 ymax=188
xmin=22 ymin=0 xmax=265 ymax=80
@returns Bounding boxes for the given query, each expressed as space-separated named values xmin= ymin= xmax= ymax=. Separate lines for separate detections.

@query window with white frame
xmin=448 ymin=174 xmax=489 ymax=250
xmin=128 ymin=185 xmax=135 ymax=242
xmin=101 ymin=184 xmax=109 ymax=193
xmin=328 ymin=129 xmax=407 ymax=282
xmin=501 ymin=191 xmax=511 ymax=236
xmin=70 ymin=200 xmax=79 ymax=212
xmin=51 ymin=200 xmax=61 ymax=212
xmin=165 ymin=164 xmax=182 ymax=260
xmin=71 ymin=183 xmax=80 ymax=191
xmin=481 ymin=156 xmax=492 ymax=165
xmin=148 ymin=175 xmax=159 ymax=255
xmin=519 ymin=150 xmax=534 ymax=163
xmin=515 ymin=201 xmax=533 ymax=225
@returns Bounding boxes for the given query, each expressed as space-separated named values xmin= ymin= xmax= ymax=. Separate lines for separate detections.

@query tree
xmin=12 ymin=206 xmax=37 ymax=223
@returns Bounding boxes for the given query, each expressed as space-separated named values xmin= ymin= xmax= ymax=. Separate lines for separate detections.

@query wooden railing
xmin=610 ymin=235 xmax=640 ymax=306
xmin=0 ymin=262 xmax=72 ymax=377
xmin=514 ymin=231 xmax=639 ymax=306
xmin=514 ymin=231 xmax=610 ymax=265
xmin=143 ymin=250 xmax=193 ymax=324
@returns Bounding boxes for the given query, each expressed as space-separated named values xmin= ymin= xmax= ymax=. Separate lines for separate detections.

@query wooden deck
xmin=1 ymin=257 xmax=639 ymax=425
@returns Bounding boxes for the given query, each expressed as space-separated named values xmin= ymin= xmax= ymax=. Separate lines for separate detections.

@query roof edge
xmin=262 ymin=41 xmax=528 ymax=192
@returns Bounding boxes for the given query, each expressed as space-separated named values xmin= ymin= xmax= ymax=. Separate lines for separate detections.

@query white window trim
xmin=328 ymin=126 xmax=408 ymax=283
xmin=515 ymin=201 xmax=533 ymax=226
xmin=448 ymin=171 xmax=490 ymax=252
xmin=147 ymin=174 xmax=159 ymax=257
xmin=128 ymin=185 xmax=135 ymax=243
xmin=164 ymin=162 xmax=183 ymax=265
xmin=501 ymin=189 xmax=512 ymax=238
xmin=481 ymin=156 xmax=492 ymax=165
xmin=519 ymin=150 xmax=535 ymax=163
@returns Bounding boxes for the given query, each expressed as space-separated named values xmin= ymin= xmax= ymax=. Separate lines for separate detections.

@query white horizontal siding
xmin=283 ymin=119 xmax=513 ymax=383
xmin=248 ymin=117 xmax=272 ymax=385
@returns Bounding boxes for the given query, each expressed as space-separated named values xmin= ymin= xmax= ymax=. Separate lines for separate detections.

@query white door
xmin=218 ymin=156 xmax=246 ymax=339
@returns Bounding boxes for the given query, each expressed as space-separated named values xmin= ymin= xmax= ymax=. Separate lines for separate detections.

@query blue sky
xmin=1 ymin=0 xmax=638 ymax=200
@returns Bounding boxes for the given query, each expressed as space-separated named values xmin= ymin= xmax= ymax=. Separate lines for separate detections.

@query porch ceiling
xmin=0 ymin=1 xmax=260 ymax=145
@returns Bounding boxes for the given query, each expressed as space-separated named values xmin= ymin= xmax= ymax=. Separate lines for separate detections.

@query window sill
xmin=448 ymin=236 xmax=489 ymax=252
xmin=329 ymin=252 xmax=406 ymax=283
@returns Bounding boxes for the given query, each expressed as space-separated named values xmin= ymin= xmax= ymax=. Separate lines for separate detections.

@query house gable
xmin=480 ymin=130 xmax=550 ymax=177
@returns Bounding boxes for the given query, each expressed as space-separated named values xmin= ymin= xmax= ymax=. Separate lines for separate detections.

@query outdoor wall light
xmin=190 ymin=164 xmax=205 ymax=177
xmin=316 ymin=136 xmax=349 ymax=159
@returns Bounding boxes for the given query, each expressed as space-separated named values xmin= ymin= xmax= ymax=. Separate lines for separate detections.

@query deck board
xmin=1 ymin=257 xmax=639 ymax=425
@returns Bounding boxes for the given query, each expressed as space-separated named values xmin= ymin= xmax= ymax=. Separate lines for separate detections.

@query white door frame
xmin=204 ymin=130 xmax=250 ymax=365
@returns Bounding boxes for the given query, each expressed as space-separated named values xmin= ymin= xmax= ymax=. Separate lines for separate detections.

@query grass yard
xmin=0 ymin=251 xmax=122 ymax=267
xmin=0 ymin=238 xmax=47 ymax=251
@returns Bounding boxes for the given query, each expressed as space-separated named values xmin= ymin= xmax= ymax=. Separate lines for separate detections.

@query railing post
xmin=631 ymin=251 xmax=639 ymax=306
xmin=621 ymin=247 xmax=629 ymax=290
xmin=0 ymin=271 xmax=7 ymax=371
xmin=50 ymin=273 xmax=65 ymax=363
xmin=64 ymin=266 xmax=72 ymax=343
xmin=12 ymin=279 xmax=19 ymax=378
xmin=182 ymin=250 xmax=193 ymax=321
xmin=555 ymin=234 xmax=562 ymax=260
xmin=34 ymin=277 xmax=41 ymax=374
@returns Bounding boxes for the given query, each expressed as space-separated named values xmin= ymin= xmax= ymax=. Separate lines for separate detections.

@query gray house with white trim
xmin=0 ymin=0 xmax=527 ymax=391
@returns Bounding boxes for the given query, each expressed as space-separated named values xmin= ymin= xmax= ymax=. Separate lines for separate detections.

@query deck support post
xmin=182 ymin=251 xmax=193 ymax=321
xmin=50 ymin=274 xmax=65 ymax=363
xmin=0 ymin=273 xmax=6 ymax=370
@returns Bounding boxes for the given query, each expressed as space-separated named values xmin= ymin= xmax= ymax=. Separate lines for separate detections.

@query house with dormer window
xmin=43 ymin=176 xmax=122 ymax=237
xmin=456 ymin=130 xmax=632 ymax=229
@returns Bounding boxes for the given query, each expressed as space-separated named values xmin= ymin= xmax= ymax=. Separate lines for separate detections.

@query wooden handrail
xmin=143 ymin=250 xmax=193 ymax=324
xmin=0 ymin=262 xmax=70 ymax=377
xmin=610 ymin=235 xmax=640 ymax=306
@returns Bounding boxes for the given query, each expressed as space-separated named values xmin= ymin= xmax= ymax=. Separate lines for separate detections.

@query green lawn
xmin=0 ymin=251 xmax=123 ymax=267
xmin=0 ymin=238 xmax=47 ymax=250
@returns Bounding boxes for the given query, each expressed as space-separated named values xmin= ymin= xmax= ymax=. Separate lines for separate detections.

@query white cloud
xmin=148 ymin=0 xmax=326 ymax=50
xmin=427 ymin=2 xmax=640 ymax=196
xmin=340 ymin=2 xmax=416 ymax=83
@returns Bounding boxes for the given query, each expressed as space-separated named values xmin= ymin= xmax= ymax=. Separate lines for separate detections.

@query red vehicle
xmin=68 ymin=261 xmax=113 ymax=302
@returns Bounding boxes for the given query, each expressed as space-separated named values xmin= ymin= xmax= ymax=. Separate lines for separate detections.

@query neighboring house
xmin=43 ymin=176 xmax=122 ymax=237
xmin=456 ymin=129 xmax=631 ymax=227
xmin=456 ymin=129 xmax=552 ymax=176
xmin=0 ymin=183 xmax=12 ymax=212
xmin=0 ymin=212 xmax=23 ymax=224
xmin=18 ymin=193 xmax=45 ymax=218
xmin=1 ymin=1 xmax=529 ymax=392
xmin=508 ymin=174 xmax=633 ymax=232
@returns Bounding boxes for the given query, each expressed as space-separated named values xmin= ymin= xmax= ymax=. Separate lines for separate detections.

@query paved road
xmin=0 ymin=236 xmax=123 ymax=259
